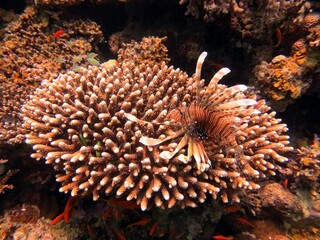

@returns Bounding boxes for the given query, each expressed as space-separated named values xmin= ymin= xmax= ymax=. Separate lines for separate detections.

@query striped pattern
xmin=208 ymin=67 xmax=231 ymax=89
xmin=203 ymin=67 xmax=231 ymax=106
xmin=194 ymin=52 xmax=207 ymax=102
xmin=182 ymin=102 xmax=238 ymax=151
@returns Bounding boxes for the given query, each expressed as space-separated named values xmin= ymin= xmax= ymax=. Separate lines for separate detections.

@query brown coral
xmin=118 ymin=36 xmax=170 ymax=65
xmin=0 ymin=159 xmax=19 ymax=194
xmin=253 ymin=54 xmax=309 ymax=104
xmin=180 ymin=0 xmax=305 ymax=40
xmin=0 ymin=82 xmax=35 ymax=144
xmin=295 ymin=135 xmax=320 ymax=198
xmin=260 ymin=183 xmax=306 ymax=219
xmin=0 ymin=6 xmax=103 ymax=85
xmin=33 ymin=0 xmax=126 ymax=7
xmin=22 ymin=37 xmax=293 ymax=210
xmin=291 ymin=39 xmax=307 ymax=66
xmin=303 ymin=12 xmax=320 ymax=30
xmin=33 ymin=0 xmax=85 ymax=7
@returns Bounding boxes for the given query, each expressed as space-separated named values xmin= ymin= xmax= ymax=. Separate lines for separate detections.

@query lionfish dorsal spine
xmin=207 ymin=67 xmax=231 ymax=91
xmin=195 ymin=52 xmax=208 ymax=103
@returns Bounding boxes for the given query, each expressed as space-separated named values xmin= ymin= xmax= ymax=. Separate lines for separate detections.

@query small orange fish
xmin=50 ymin=195 xmax=80 ymax=225
xmin=63 ymin=195 xmax=80 ymax=222
xmin=50 ymin=212 xmax=64 ymax=225
xmin=149 ymin=220 xmax=161 ymax=236
xmin=224 ymin=205 xmax=241 ymax=213
xmin=86 ymin=224 xmax=95 ymax=237
xmin=236 ymin=217 xmax=255 ymax=228
xmin=213 ymin=235 xmax=234 ymax=240
xmin=114 ymin=206 xmax=119 ymax=220
xmin=112 ymin=228 xmax=126 ymax=240
xmin=102 ymin=207 xmax=113 ymax=220
xmin=273 ymin=27 xmax=282 ymax=48
xmin=110 ymin=200 xmax=139 ymax=210
xmin=54 ymin=29 xmax=65 ymax=38
xmin=126 ymin=218 xmax=150 ymax=229
xmin=283 ymin=179 xmax=288 ymax=189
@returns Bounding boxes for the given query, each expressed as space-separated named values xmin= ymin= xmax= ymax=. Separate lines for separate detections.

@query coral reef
xmin=253 ymin=31 xmax=319 ymax=110
xmin=32 ymin=0 xmax=126 ymax=7
xmin=260 ymin=183 xmax=306 ymax=220
xmin=0 ymin=82 xmax=35 ymax=144
xmin=295 ymin=135 xmax=320 ymax=198
xmin=22 ymin=37 xmax=293 ymax=211
xmin=289 ymin=9 xmax=320 ymax=47
xmin=0 ymin=0 xmax=319 ymax=238
xmin=0 ymin=8 xmax=18 ymax=38
xmin=0 ymin=6 xmax=103 ymax=144
xmin=253 ymin=54 xmax=309 ymax=105
xmin=0 ymin=159 xmax=18 ymax=194
xmin=0 ymin=6 xmax=103 ymax=85
xmin=180 ymin=0 xmax=306 ymax=40
xmin=0 ymin=207 xmax=88 ymax=240
xmin=33 ymin=0 xmax=85 ymax=7
xmin=118 ymin=36 xmax=170 ymax=65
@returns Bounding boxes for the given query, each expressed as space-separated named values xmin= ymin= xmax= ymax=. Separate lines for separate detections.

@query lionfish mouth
xmin=125 ymin=52 xmax=257 ymax=172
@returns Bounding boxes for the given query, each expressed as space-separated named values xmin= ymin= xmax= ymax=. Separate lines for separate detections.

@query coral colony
xmin=22 ymin=37 xmax=292 ymax=210
xmin=1 ymin=1 xmax=319 ymax=239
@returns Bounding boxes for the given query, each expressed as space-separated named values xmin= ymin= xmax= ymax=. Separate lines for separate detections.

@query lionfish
xmin=125 ymin=52 xmax=257 ymax=173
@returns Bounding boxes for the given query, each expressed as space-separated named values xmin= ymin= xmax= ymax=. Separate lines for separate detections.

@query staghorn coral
xmin=0 ymin=82 xmax=36 ymax=145
xmin=22 ymin=37 xmax=293 ymax=210
xmin=0 ymin=6 xmax=102 ymax=85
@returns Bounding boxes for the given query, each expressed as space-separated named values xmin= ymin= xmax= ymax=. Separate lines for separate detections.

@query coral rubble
xmin=22 ymin=37 xmax=293 ymax=210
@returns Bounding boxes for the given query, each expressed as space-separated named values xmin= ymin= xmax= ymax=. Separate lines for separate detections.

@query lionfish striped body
xmin=127 ymin=52 xmax=257 ymax=173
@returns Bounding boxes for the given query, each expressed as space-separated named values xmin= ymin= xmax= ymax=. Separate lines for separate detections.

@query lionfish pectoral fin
xmin=161 ymin=134 xmax=189 ymax=161
xmin=215 ymin=99 xmax=257 ymax=111
xmin=207 ymin=67 xmax=231 ymax=90
xmin=192 ymin=141 xmax=210 ymax=172
xmin=125 ymin=112 xmax=164 ymax=126
xmin=177 ymin=153 xmax=189 ymax=163
xmin=160 ymin=151 xmax=174 ymax=161
xmin=124 ymin=113 xmax=149 ymax=125
xmin=229 ymin=84 xmax=248 ymax=92
xmin=139 ymin=129 xmax=184 ymax=146
xmin=140 ymin=136 xmax=168 ymax=146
